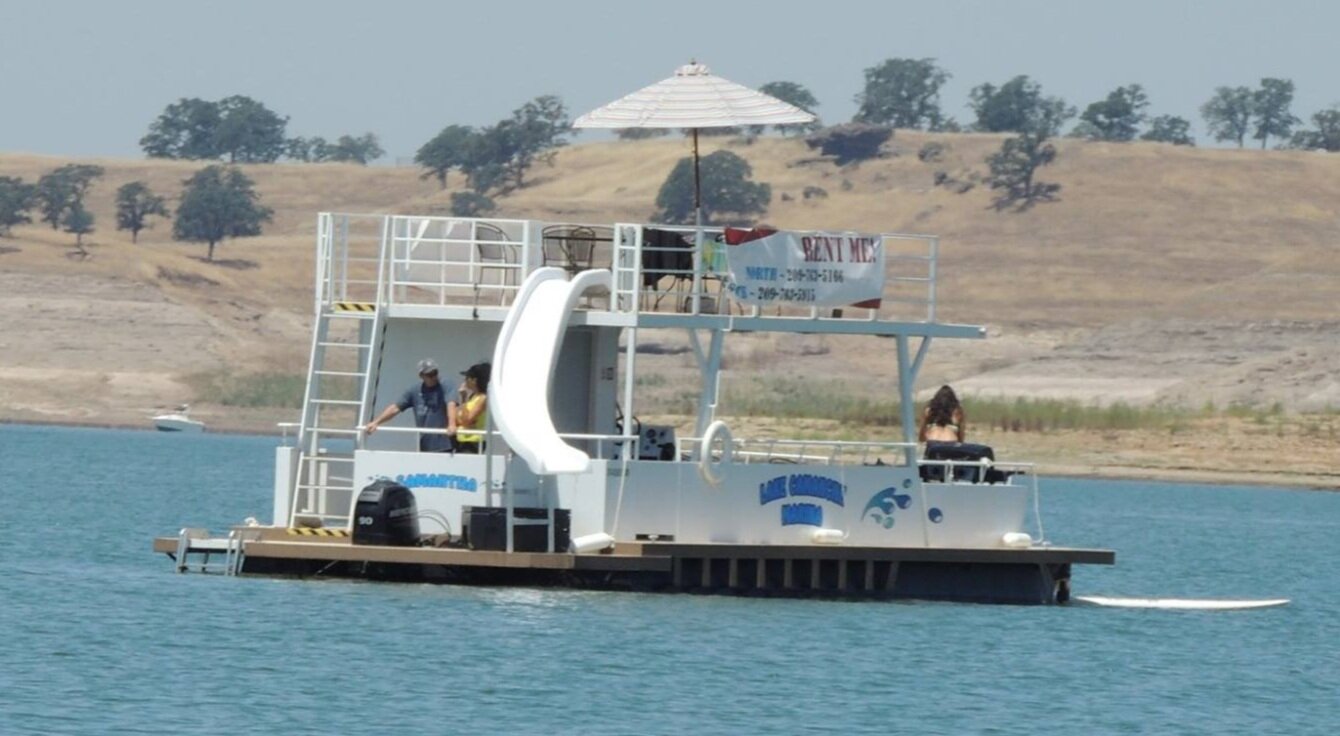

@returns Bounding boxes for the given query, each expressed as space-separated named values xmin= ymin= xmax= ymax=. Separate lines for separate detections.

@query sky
xmin=2 ymin=0 xmax=1338 ymax=161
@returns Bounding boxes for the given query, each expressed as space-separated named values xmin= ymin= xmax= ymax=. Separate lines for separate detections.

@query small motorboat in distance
xmin=153 ymin=404 xmax=204 ymax=433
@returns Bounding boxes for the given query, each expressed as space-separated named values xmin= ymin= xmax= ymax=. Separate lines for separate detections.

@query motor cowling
xmin=352 ymin=480 xmax=419 ymax=546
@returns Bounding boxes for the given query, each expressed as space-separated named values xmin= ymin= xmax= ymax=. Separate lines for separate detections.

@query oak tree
xmin=173 ymin=166 xmax=273 ymax=261
xmin=115 ymin=181 xmax=170 ymax=243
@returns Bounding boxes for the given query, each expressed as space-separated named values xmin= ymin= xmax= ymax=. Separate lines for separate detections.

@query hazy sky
xmin=3 ymin=0 xmax=1337 ymax=160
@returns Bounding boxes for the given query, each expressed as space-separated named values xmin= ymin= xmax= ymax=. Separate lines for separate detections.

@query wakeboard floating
xmin=1075 ymin=596 xmax=1290 ymax=610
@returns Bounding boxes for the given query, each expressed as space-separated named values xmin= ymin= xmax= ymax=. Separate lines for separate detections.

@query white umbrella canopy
xmin=573 ymin=62 xmax=816 ymax=130
xmin=575 ymin=62 xmax=816 ymax=215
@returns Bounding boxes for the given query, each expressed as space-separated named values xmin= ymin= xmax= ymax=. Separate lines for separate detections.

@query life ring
xmin=698 ymin=420 xmax=733 ymax=487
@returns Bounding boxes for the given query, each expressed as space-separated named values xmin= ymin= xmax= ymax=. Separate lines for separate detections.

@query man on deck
xmin=364 ymin=358 xmax=450 ymax=452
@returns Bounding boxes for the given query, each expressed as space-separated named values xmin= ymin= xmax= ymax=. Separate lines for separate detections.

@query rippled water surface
xmin=1 ymin=425 xmax=1336 ymax=735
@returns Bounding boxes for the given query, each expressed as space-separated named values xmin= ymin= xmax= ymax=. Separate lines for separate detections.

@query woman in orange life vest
xmin=918 ymin=385 xmax=966 ymax=443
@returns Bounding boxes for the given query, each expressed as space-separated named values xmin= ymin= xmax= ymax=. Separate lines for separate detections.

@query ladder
xmin=288 ymin=300 xmax=386 ymax=529
xmin=173 ymin=528 xmax=259 ymax=575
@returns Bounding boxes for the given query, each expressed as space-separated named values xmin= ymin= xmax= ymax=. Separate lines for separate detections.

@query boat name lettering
xmin=780 ymin=503 xmax=823 ymax=526
xmin=758 ymin=474 xmax=845 ymax=506
xmin=395 ymin=473 xmax=478 ymax=491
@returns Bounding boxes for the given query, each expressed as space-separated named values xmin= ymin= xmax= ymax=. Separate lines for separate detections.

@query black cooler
xmin=352 ymin=480 xmax=420 ymax=546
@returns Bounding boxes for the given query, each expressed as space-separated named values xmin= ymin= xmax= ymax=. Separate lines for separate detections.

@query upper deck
xmin=316 ymin=213 xmax=984 ymax=340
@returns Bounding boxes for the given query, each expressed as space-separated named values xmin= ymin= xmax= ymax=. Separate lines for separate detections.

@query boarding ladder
xmin=289 ymin=300 xmax=386 ymax=528
xmin=172 ymin=527 xmax=260 ymax=575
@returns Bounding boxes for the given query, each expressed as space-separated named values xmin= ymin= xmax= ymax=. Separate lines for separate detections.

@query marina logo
xmin=862 ymin=487 xmax=912 ymax=529
xmin=759 ymin=473 xmax=845 ymax=527
xmin=862 ymin=487 xmax=946 ymax=529
xmin=394 ymin=473 xmax=478 ymax=491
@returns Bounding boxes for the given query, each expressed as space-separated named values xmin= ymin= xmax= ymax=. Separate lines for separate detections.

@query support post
xmin=897 ymin=334 xmax=932 ymax=547
xmin=690 ymin=328 xmax=725 ymax=457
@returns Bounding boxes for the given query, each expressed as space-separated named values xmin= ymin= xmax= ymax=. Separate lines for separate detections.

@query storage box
xmin=461 ymin=506 xmax=571 ymax=552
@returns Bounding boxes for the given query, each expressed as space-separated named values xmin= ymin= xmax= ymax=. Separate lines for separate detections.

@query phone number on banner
xmin=783 ymin=268 xmax=846 ymax=284
xmin=753 ymin=286 xmax=817 ymax=302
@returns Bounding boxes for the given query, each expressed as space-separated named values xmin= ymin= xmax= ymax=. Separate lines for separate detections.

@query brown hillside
xmin=1 ymin=134 xmax=1338 ymax=432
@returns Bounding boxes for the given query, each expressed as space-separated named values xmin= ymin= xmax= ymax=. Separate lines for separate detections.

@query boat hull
xmin=153 ymin=417 xmax=204 ymax=433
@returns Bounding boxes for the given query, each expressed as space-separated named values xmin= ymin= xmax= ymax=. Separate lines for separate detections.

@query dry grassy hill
xmin=2 ymin=132 xmax=1338 ymax=431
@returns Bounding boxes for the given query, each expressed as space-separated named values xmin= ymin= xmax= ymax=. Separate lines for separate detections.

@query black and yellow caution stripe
xmin=286 ymin=528 xmax=350 ymax=537
xmin=332 ymin=302 xmax=376 ymax=313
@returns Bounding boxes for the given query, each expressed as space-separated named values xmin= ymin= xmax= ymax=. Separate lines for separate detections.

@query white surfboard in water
xmin=1076 ymin=596 xmax=1290 ymax=610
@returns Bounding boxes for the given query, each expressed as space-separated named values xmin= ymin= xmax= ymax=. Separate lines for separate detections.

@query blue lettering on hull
xmin=759 ymin=474 xmax=845 ymax=527
xmin=395 ymin=473 xmax=478 ymax=492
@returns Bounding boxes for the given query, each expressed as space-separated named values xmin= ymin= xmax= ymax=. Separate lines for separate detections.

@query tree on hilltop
xmin=140 ymin=96 xmax=288 ymax=162
xmin=141 ymin=97 xmax=223 ymax=159
xmin=462 ymin=95 xmax=574 ymax=193
xmin=115 ymin=181 xmax=170 ymax=243
xmin=173 ymin=166 xmax=272 ymax=261
xmin=62 ymin=201 xmax=95 ymax=256
xmin=655 ymin=150 xmax=770 ymax=225
xmin=35 ymin=165 xmax=103 ymax=238
xmin=757 ymin=81 xmax=821 ymax=136
xmin=0 ymin=177 xmax=37 ymax=236
xmin=970 ymin=76 xmax=1073 ymax=134
xmin=985 ymin=97 xmax=1071 ymax=211
xmin=1141 ymin=115 xmax=1195 ymax=146
xmin=1288 ymin=107 xmax=1340 ymax=152
xmin=415 ymin=124 xmax=477 ymax=187
xmin=213 ymin=95 xmax=289 ymax=163
xmin=1201 ymin=86 xmax=1253 ymax=148
xmin=322 ymin=134 xmax=385 ymax=164
xmin=1076 ymin=84 xmax=1149 ymax=141
xmin=854 ymin=58 xmax=949 ymax=130
xmin=504 ymin=95 xmax=574 ymax=188
xmin=1252 ymin=78 xmax=1300 ymax=149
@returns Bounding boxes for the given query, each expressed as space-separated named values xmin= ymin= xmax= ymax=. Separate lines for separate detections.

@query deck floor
xmin=154 ymin=530 xmax=1113 ymax=605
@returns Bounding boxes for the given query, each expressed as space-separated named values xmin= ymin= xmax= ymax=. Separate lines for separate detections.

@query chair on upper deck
xmin=542 ymin=225 xmax=598 ymax=276
xmin=474 ymin=222 xmax=518 ymax=304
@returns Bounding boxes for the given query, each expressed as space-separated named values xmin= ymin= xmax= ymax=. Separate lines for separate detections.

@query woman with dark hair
xmin=448 ymin=362 xmax=490 ymax=453
xmin=918 ymin=385 xmax=966 ymax=443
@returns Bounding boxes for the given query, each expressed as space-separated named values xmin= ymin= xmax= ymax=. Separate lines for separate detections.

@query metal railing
xmin=358 ymin=425 xmax=637 ymax=459
xmin=314 ymin=214 xmax=940 ymax=324
xmin=679 ymin=436 xmax=918 ymax=467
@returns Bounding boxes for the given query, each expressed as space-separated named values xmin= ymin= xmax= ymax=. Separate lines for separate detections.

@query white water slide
xmin=491 ymin=267 xmax=613 ymax=475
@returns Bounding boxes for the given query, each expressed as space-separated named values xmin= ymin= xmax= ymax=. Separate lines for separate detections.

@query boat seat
xmin=920 ymin=442 xmax=1014 ymax=484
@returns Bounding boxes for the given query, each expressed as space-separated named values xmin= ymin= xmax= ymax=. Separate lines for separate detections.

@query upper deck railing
xmin=316 ymin=213 xmax=938 ymax=324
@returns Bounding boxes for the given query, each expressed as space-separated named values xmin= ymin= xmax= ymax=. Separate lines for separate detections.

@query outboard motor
xmin=352 ymin=480 xmax=420 ymax=546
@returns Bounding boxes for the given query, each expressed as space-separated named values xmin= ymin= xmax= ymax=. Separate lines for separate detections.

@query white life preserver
xmin=697 ymin=420 xmax=733 ymax=486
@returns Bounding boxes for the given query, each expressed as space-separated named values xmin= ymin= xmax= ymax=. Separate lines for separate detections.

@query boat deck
xmin=154 ymin=529 xmax=1113 ymax=605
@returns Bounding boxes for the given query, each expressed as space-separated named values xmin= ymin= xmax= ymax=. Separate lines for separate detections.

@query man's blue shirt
xmin=395 ymin=382 xmax=449 ymax=452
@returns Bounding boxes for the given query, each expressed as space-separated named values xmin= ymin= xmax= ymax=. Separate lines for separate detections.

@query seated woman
xmin=448 ymin=363 xmax=490 ymax=454
xmin=918 ymin=385 xmax=966 ymax=443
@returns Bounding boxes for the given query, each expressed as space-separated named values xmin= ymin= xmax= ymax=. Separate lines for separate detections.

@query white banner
xmin=721 ymin=229 xmax=885 ymax=308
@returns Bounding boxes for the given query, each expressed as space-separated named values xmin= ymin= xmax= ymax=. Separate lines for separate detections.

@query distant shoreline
xmin=6 ymin=416 xmax=1334 ymax=492
xmin=0 ymin=416 xmax=283 ymax=438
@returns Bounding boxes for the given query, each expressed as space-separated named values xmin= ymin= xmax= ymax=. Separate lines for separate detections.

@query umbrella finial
xmin=677 ymin=61 xmax=711 ymax=76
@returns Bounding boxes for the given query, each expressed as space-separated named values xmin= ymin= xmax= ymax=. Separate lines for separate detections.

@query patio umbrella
xmin=574 ymin=62 xmax=816 ymax=221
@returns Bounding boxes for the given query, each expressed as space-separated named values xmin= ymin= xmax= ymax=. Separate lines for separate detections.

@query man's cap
xmin=417 ymin=358 xmax=439 ymax=375
xmin=461 ymin=362 xmax=491 ymax=382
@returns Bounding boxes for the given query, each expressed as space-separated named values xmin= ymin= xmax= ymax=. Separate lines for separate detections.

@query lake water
xmin=1 ymin=424 xmax=1336 ymax=735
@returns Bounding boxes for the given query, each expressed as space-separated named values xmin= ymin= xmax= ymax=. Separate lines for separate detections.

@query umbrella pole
xmin=691 ymin=127 xmax=703 ymax=314
xmin=692 ymin=128 xmax=701 ymax=211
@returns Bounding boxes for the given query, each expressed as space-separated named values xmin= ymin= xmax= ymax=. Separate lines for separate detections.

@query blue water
xmin=1 ymin=424 xmax=1336 ymax=735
